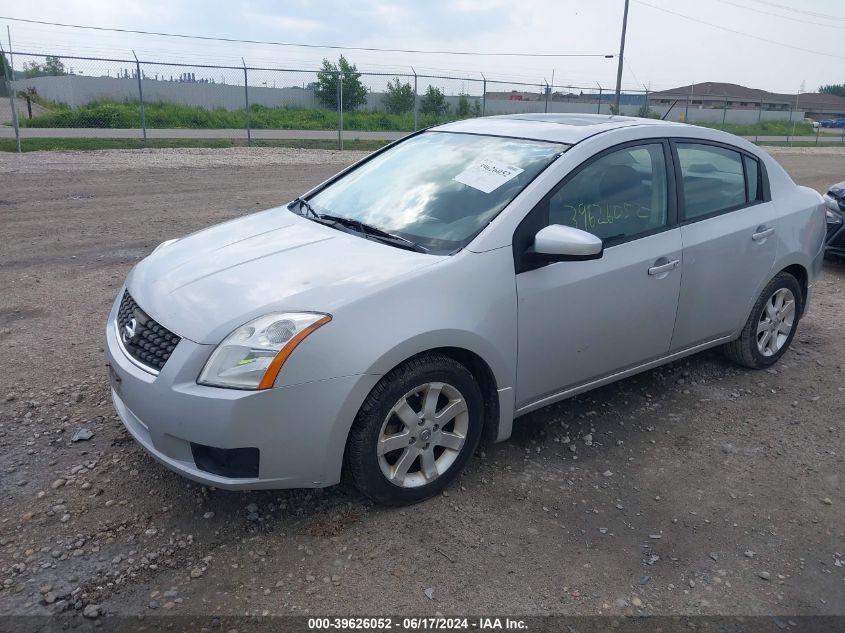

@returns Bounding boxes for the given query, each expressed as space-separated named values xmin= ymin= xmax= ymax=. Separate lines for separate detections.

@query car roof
xmin=431 ymin=113 xmax=685 ymax=145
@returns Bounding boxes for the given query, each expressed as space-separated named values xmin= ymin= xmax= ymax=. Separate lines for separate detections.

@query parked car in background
xmin=804 ymin=117 xmax=819 ymax=129
xmin=824 ymin=181 xmax=845 ymax=257
xmin=820 ymin=118 xmax=845 ymax=128
xmin=105 ymin=114 xmax=827 ymax=505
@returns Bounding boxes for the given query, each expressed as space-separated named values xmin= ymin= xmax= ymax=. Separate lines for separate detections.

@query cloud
xmin=243 ymin=13 xmax=327 ymax=32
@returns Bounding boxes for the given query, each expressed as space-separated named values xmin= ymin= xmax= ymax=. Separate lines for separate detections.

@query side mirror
xmin=530 ymin=224 xmax=604 ymax=262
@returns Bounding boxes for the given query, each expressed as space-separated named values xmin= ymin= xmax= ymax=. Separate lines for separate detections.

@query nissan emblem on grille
xmin=122 ymin=317 xmax=137 ymax=344
xmin=116 ymin=291 xmax=181 ymax=372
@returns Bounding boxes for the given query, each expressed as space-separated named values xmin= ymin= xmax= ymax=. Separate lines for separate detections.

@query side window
xmin=676 ymin=143 xmax=750 ymax=220
xmin=743 ymin=154 xmax=761 ymax=202
xmin=546 ymin=144 xmax=668 ymax=241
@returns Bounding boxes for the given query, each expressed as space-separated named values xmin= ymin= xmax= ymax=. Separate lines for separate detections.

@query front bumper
xmin=105 ymin=292 xmax=380 ymax=490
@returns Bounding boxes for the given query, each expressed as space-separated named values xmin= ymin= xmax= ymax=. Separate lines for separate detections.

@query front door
xmin=514 ymin=141 xmax=683 ymax=409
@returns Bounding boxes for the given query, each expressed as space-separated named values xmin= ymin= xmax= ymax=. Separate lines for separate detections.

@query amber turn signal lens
xmin=257 ymin=315 xmax=332 ymax=390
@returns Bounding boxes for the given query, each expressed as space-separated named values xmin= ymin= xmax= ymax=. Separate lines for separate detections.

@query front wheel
xmin=723 ymin=272 xmax=802 ymax=369
xmin=345 ymin=354 xmax=484 ymax=506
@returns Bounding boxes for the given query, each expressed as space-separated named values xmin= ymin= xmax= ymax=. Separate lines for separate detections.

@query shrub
xmin=420 ymin=86 xmax=448 ymax=116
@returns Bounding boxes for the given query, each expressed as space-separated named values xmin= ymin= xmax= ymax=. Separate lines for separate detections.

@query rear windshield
xmin=307 ymin=131 xmax=567 ymax=254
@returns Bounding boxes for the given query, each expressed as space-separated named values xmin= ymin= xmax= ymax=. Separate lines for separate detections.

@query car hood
xmin=126 ymin=207 xmax=443 ymax=344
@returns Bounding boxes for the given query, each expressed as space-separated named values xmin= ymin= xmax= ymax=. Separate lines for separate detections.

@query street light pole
xmin=614 ymin=0 xmax=630 ymax=113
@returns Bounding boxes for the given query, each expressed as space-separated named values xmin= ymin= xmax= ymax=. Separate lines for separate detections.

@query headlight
xmin=198 ymin=312 xmax=331 ymax=390
xmin=152 ymin=238 xmax=178 ymax=254
xmin=826 ymin=207 xmax=843 ymax=225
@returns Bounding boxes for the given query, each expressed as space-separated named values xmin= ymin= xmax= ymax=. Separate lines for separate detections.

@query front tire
xmin=345 ymin=353 xmax=484 ymax=506
xmin=723 ymin=272 xmax=802 ymax=369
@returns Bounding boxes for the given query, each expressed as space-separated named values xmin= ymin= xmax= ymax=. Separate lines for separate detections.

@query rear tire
xmin=345 ymin=353 xmax=484 ymax=506
xmin=723 ymin=272 xmax=802 ymax=369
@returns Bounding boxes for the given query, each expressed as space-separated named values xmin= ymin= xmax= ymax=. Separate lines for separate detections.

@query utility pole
xmin=614 ymin=0 xmax=630 ymax=113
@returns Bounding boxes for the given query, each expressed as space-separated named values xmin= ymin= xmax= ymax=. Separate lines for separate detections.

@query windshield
xmin=306 ymin=131 xmax=566 ymax=254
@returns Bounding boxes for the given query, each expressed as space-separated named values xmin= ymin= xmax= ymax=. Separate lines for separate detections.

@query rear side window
xmin=744 ymin=154 xmax=762 ymax=202
xmin=677 ymin=143 xmax=757 ymax=220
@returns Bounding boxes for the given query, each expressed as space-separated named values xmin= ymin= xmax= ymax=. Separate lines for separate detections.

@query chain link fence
xmin=3 ymin=51 xmax=845 ymax=151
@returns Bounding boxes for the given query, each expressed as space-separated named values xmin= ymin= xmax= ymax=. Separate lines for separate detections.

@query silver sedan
xmin=106 ymin=114 xmax=826 ymax=505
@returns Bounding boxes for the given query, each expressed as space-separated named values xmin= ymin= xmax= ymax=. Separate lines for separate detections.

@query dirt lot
xmin=0 ymin=146 xmax=843 ymax=619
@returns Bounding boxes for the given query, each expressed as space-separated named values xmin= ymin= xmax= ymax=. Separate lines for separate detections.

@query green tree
xmin=472 ymin=99 xmax=482 ymax=117
xmin=819 ymin=84 xmax=845 ymax=98
xmin=456 ymin=93 xmax=470 ymax=117
xmin=22 ymin=56 xmax=66 ymax=78
xmin=383 ymin=77 xmax=415 ymax=114
xmin=420 ymin=85 xmax=448 ymax=116
xmin=0 ymin=51 xmax=8 ymax=96
xmin=44 ymin=55 xmax=66 ymax=76
xmin=23 ymin=60 xmax=43 ymax=78
xmin=314 ymin=56 xmax=367 ymax=111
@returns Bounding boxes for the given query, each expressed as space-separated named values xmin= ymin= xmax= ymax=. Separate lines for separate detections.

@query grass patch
xmin=0 ymin=138 xmax=389 ymax=152
xmin=694 ymin=120 xmax=815 ymax=136
xmin=20 ymin=100 xmax=821 ymax=138
xmin=20 ymin=101 xmax=453 ymax=132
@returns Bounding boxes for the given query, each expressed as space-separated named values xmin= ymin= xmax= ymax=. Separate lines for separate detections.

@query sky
xmin=2 ymin=0 xmax=843 ymax=95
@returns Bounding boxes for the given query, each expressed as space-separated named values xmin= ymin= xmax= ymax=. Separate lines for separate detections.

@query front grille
xmin=116 ymin=291 xmax=180 ymax=372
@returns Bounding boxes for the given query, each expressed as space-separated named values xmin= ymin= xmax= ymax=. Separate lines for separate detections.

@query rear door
xmin=670 ymin=141 xmax=777 ymax=351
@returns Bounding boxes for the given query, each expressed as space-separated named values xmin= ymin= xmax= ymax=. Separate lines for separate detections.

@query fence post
xmin=132 ymin=51 xmax=146 ymax=143
xmin=336 ymin=71 xmax=343 ymax=151
xmin=644 ymin=89 xmax=649 ymax=116
xmin=242 ymin=58 xmax=251 ymax=147
xmin=685 ymin=84 xmax=693 ymax=122
xmin=790 ymin=92 xmax=800 ymax=147
xmin=481 ymin=73 xmax=486 ymax=117
xmin=1 ymin=43 xmax=20 ymax=153
xmin=411 ymin=66 xmax=418 ymax=131
xmin=544 ymin=81 xmax=549 ymax=114
xmin=596 ymin=84 xmax=602 ymax=114
xmin=787 ymin=102 xmax=793 ymax=146
xmin=722 ymin=95 xmax=728 ymax=125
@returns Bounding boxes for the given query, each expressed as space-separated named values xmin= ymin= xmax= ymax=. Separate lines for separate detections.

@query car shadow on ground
xmin=121 ymin=345 xmax=737 ymax=536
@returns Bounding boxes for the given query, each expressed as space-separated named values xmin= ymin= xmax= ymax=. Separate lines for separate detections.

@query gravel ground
xmin=0 ymin=147 xmax=843 ymax=619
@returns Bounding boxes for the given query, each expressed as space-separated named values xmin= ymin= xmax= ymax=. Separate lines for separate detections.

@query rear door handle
xmin=648 ymin=259 xmax=680 ymax=276
xmin=752 ymin=226 xmax=775 ymax=241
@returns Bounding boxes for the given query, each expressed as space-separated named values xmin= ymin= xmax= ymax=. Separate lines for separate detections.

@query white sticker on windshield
xmin=453 ymin=158 xmax=524 ymax=194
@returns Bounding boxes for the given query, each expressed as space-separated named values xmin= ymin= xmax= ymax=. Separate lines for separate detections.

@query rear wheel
xmin=345 ymin=354 xmax=484 ymax=506
xmin=723 ymin=272 xmax=802 ymax=369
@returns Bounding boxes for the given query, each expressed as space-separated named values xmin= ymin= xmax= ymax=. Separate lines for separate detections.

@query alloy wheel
xmin=377 ymin=382 xmax=469 ymax=488
xmin=756 ymin=287 xmax=796 ymax=357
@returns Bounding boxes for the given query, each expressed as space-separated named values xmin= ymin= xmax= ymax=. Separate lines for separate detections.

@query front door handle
xmin=648 ymin=259 xmax=680 ymax=276
xmin=752 ymin=226 xmax=775 ymax=241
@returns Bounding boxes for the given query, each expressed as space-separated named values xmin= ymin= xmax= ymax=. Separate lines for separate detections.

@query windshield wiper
xmin=318 ymin=214 xmax=429 ymax=253
xmin=289 ymin=197 xmax=320 ymax=220
xmin=290 ymin=199 xmax=427 ymax=253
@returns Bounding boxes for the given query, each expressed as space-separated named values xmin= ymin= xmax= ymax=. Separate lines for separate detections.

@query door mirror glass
xmin=532 ymin=224 xmax=603 ymax=260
